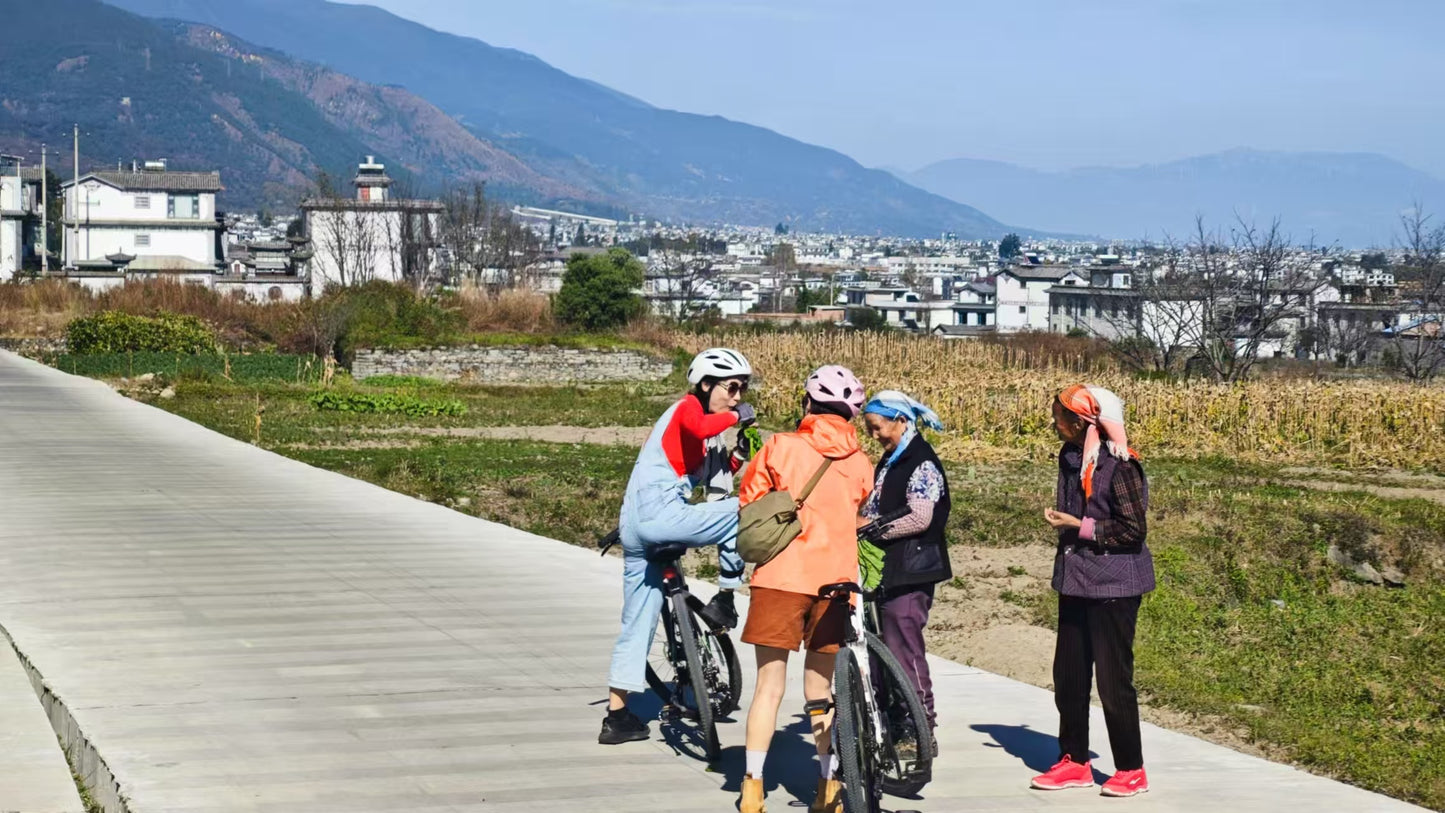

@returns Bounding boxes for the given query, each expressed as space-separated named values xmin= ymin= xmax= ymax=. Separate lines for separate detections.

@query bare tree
xmin=1390 ymin=204 xmax=1445 ymax=382
xmin=1099 ymin=239 xmax=1203 ymax=375
xmin=1184 ymin=215 xmax=1325 ymax=382
xmin=303 ymin=172 xmax=378 ymax=289
xmin=311 ymin=208 xmax=377 ymax=288
xmin=437 ymin=183 xmax=540 ymax=289
xmin=649 ymin=248 xmax=717 ymax=321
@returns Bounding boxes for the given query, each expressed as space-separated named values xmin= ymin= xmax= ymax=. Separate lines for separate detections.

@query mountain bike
xmin=599 ymin=531 xmax=742 ymax=763
xmin=818 ymin=508 xmax=934 ymax=812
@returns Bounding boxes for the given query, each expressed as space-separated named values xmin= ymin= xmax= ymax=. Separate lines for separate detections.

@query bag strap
xmin=794 ymin=452 xmax=842 ymax=507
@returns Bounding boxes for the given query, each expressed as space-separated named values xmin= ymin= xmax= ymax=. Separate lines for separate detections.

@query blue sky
xmin=338 ymin=0 xmax=1444 ymax=176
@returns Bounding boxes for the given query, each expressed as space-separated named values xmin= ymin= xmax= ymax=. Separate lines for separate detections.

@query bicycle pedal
xmin=804 ymin=698 xmax=834 ymax=717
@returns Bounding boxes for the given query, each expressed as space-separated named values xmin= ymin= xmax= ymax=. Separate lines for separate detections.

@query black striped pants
xmin=1053 ymin=594 xmax=1144 ymax=771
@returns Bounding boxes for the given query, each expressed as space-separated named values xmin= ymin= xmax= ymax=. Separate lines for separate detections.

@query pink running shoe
xmin=1030 ymin=755 xmax=1095 ymax=790
xmin=1100 ymin=767 xmax=1150 ymax=797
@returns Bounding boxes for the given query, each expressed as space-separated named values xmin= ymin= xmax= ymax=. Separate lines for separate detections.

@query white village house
xmin=300 ymin=157 xmax=443 ymax=291
xmin=61 ymin=161 xmax=224 ymax=277
xmin=0 ymin=164 xmax=46 ymax=281
xmin=995 ymin=264 xmax=1088 ymax=332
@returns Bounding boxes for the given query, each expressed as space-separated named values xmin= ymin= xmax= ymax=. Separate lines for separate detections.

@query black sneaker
xmin=698 ymin=590 xmax=738 ymax=630
xmin=598 ymin=709 xmax=650 ymax=745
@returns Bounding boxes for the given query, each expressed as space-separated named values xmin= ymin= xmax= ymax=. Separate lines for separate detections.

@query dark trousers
xmin=877 ymin=584 xmax=936 ymax=728
xmin=1054 ymin=594 xmax=1143 ymax=770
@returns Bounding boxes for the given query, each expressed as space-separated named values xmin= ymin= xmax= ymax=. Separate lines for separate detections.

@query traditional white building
xmin=61 ymin=161 xmax=224 ymax=273
xmin=995 ymin=264 xmax=1087 ymax=332
xmin=301 ymin=158 xmax=443 ymax=291
xmin=0 ymin=165 xmax=45 ymax=280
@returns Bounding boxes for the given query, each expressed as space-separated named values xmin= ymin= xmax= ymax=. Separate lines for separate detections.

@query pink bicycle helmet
xmin=805 ymin=365 xmax=866 ymax=419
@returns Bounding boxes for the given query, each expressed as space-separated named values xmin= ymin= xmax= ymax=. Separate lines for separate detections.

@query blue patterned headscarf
xmin=864 ymin=390 xmax=944 ymax=466
xmin=863 ymin=390 xmax=944 ymax=431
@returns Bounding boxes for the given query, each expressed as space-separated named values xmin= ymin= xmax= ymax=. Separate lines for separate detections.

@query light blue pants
xmin=607 ymin=484 xmax=742 ymax=694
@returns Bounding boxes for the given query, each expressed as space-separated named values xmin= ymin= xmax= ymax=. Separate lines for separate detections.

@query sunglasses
xmin=723 ymin=380 xmax=749 ymax=396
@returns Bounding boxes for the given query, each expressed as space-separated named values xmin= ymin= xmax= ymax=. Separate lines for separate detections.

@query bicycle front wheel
xmin=674 ymin=594 xmax=720 ymax=761
xmin=835 ymin=647 xmax=880 ymax=813
xmin=684 ymin=593 xmax=743 ymax=714
xmin=865 ymin=631 xmax=933 ymax=797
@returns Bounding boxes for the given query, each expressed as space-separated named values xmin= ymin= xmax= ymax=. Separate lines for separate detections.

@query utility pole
xmin=40 ymin=144 xmax=48 ymax=272
xmin=68 ymin=124 xmax=78 ymax=269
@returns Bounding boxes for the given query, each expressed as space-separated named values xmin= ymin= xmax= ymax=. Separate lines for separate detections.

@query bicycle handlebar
xmin=856 ymin=506 xmax=911 ymax=543
xmin=597 ymin=527 xmax=620 ymax=557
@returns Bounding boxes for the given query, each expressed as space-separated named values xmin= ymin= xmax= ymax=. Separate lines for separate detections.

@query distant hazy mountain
xmin=106 ymin=0 xmax=1024 ymax=237
xmin=904 ymin=150 xmax=1445 ymax=247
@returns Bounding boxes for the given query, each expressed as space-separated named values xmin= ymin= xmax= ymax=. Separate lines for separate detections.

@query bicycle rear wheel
xmin=834 ymin=647 xmax=880 ymax=813
xmin=865 ymin=632 xmax=933 ymax=797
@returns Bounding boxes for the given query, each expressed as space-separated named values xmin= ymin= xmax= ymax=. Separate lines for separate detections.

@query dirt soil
xmin=1277 ymin=466 xmax=1445 ymax=506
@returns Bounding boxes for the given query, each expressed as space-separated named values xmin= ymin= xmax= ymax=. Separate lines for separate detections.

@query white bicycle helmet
xmin=687 ymin=347 xmax=753 ymax=385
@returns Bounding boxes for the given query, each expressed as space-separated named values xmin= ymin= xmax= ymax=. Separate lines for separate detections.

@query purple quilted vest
xmin=1050 ymin=447 xmax=1156 ymax=599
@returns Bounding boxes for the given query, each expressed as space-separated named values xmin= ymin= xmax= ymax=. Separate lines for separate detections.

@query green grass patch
xmin=357 ymin=374 xmax=447 ymax=388
xmin=289 ymin=440 xmax=634 ymax=547
xmin=46 ymin=352 xmax=325 ymax=384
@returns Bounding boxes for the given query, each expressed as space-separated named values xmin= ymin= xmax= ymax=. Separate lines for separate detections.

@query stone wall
xmin=352 ymin=345 xmax=673 ymax=384
xmin=0 ymin=337 xmax=67 ymax=357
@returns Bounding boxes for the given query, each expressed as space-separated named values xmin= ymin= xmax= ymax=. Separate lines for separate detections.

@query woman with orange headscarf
xmin=1032 ymin=384 xmax=1155 ymax=798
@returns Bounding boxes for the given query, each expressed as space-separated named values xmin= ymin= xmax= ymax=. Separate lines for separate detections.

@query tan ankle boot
xmin=740 ymin=774 xmax=766 ymax=813
xmin=809 ymin=777 xmax=842 ymax=813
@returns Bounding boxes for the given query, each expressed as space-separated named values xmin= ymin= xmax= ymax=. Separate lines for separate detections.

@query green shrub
xmin=67 ymin=311 xmax=217 ymax=354
xmin=309 ymin=391 xmax=466 ymax=417
xmin=553 ymin=248 xmax=646 ymax=330
xmin=337 ymin=281 xmax=463 ymax=352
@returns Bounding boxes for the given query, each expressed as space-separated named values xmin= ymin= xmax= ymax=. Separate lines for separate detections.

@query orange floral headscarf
xmin=1058 ymin=384 xmax=1139 ymax=499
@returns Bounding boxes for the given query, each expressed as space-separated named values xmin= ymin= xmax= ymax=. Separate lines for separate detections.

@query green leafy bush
xmin=338 ymin=281 xmax=464 ymax=352
xmin=309 ymin=391 xmax=466 ymax=417
xmin=553 ymin=248 xmax=646 ymax=330
xmin=67 ymin=311 xmax=217 ymax=354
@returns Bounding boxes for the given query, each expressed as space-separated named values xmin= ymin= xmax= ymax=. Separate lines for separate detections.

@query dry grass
xmin=679 ymin=331 xmax=1445 ymax=470
xmin=451 ymin=284 xmax=554 ymax=333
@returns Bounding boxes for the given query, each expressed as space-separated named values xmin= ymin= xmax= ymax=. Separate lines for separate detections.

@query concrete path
xmin=0 ymin=350 xmax=1426 ymax=813
xmin=0 ymin=629 xmax=87 ymax=812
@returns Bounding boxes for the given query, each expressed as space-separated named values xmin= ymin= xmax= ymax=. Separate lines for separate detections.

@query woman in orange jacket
xmin=736 ymin=366 xmax=875 ymax=813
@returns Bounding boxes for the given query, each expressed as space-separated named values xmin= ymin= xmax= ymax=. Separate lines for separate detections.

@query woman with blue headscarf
xmin=859 ymin=390 xmax=952 ymax=750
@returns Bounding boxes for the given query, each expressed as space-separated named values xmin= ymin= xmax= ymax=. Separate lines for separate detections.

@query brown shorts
xmin=742 ymin=587 xmax=849 ymax=654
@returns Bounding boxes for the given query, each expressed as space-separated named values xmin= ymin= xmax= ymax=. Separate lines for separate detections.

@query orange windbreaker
xmin=739 ymin=414 xmax=874 ymax=596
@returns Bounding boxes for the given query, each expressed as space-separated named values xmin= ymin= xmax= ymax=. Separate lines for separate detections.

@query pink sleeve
xmin=1079 ymin=517 xmax=1097 ymax=541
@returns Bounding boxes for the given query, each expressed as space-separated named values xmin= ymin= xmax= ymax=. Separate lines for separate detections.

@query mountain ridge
xmin=0 ymin=0 xmax=601 ymax=213
xmin=105 ymin=0 xmax=1028 ymax=237
xmin=903 ymin=149 xmax=1445 ymax=247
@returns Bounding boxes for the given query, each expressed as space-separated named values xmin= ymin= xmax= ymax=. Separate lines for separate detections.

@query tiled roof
xmin=70 ymin=171 xmax=224 ymax=192
xmin=1004 ymin=265 xmax=1084 ymax=281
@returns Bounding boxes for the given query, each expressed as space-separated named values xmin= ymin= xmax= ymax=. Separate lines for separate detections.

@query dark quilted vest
xmin=1050 ymin=447 xmax=1156 ymax=599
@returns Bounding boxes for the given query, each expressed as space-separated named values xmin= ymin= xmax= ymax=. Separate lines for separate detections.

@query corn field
xmin=680 ymin=332 xmax=1445 ymax=470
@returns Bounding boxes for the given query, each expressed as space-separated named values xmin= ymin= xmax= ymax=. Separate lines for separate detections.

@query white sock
xmin=820 ymin=753 xmax=838 ymax=778
xmin=746 ymin=750 xmax=766 ymax=780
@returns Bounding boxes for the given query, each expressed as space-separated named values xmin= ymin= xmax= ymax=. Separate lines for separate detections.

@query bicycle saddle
xmin=644 ymin=542 xmax=689 ymax=564
xmin=817 ymin=581 xmax=862 ymax=599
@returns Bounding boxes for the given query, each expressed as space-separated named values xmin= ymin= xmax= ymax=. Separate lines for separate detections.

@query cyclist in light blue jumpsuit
xmin=600 ymin=348 xmax=756 ymax=745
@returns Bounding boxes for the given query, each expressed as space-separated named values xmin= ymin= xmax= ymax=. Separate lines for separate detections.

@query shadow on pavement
xmin=970 ymin=722 xmax=1106 ymax=783
xmin=719 ymin=713 xmax=824 ymax=806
